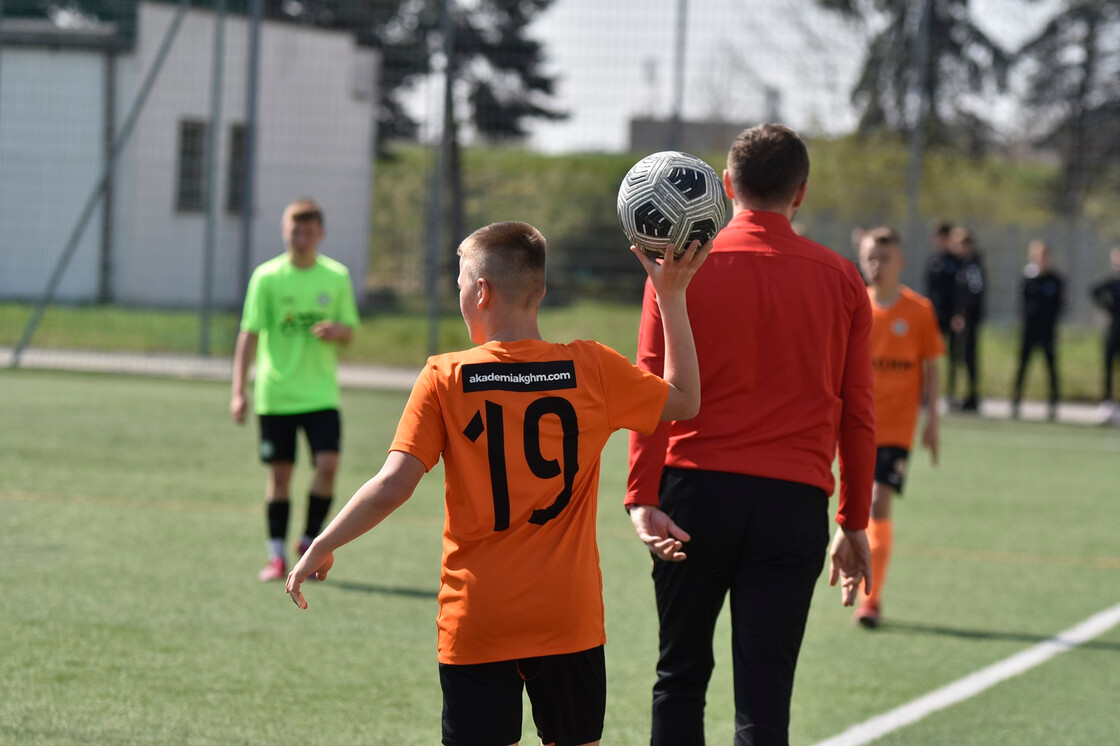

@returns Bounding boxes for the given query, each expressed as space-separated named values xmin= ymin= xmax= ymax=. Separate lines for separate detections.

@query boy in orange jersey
xmin=285 ymin=221 xmax=709 ymax=746
xmin=855 ymin=227 xmax=944 ymax=628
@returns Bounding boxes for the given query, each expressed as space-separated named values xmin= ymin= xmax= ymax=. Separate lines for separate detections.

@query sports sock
xmin=305 ymin=493 xmax=333 ymax=538
xmin=864 ymin=518 xmax=893 ymax=606
xmin=266 ymin=501 xmax=290 ymax=560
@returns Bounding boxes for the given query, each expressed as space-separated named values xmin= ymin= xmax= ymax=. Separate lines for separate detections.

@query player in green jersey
xmin=231 ymin=198 xmax=361 ymax=581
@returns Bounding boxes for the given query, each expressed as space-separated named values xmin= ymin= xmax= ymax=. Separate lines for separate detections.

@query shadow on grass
xmin=880 ymin=620 xmax=1120 ymax=652
xmin=325 ymin=579 xmax=438 ymax=600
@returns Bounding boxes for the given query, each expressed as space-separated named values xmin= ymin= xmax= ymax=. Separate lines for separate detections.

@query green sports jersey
xmin=240 ymin=253 xmax=360 ymax=415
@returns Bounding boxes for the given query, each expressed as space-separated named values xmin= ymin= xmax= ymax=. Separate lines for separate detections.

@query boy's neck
xmin=287 ymin=249 xmax=318 ymax=268
xmin=478 ymin=307 xmax=544 ymax=343
xmin=870 ymin=282 xmax=901 ymax=306
xmin=483 ymin=322 xmax=543 ymax=344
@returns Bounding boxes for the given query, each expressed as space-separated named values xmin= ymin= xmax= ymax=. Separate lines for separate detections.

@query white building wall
xmin=0 ymin=47 xmax=106 ymax=302
xmin=111 ymin=2 xmax=240 ymax=308
xmin=252 ymin=26 xmax=379 ymax=308
xmin=113 ymin=2 xmax=377 ymax=309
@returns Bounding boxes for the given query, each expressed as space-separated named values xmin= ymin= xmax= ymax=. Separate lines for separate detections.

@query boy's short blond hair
xmin=283 ymin=198 xmax=324 ymax=227
xmin=458 ymin=222 xmax=547 ymax=308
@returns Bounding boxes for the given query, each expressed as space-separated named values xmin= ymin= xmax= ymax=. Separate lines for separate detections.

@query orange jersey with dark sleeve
xmin=869 ymin=286 xmax=944 ymax=449
xmin=390 ymin=338 xmax=670 ymax=665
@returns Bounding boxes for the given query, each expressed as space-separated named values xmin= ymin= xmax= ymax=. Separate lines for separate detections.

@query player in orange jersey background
xmin=286 ymin=221 xmax=709 ymax=746
xmin=855 ymin=226 xmax=944 ymax=628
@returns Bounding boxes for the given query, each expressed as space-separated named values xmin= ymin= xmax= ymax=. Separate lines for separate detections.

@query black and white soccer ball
xmin=617 ymin=150 xmax=727 ymax=259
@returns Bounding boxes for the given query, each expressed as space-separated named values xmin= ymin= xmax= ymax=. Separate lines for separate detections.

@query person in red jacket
xmin=626 ymin=123 xmax=875 ymax=746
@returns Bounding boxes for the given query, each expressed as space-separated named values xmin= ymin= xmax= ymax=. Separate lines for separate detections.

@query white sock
xmin=267 ymin=538 xmax=285 ymax=561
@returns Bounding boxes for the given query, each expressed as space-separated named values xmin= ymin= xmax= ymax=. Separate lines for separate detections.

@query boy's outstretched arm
xmin=631 ymin=239 xmax=711 ymax=422
xmin=286 ymin=451 xmax=426 ymax=609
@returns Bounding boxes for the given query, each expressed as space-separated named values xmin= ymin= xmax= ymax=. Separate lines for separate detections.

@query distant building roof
xmin=0 ymin=16 xmax=128 ymax=51
xmin=628 ymin=117 xmax=751 ymax=157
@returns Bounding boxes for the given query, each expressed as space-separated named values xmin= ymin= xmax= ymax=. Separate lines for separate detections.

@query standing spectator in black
xmin=924 ymin=222 xmax=958 ymax=337
xmin=1012 ymin=240 xmax=1065 ymax=421
xmin=946 ymin=227 xmax=986 ymax=412
xmin=1090 ymin=247 xmax=1120 ymax=425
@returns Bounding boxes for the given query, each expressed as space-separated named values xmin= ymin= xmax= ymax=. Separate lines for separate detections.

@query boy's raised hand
xmin=631 ymin=239 xmax=713 ymax=297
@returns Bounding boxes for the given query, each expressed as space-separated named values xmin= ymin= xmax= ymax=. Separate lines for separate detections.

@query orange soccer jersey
xmin=869 ymin=286 xmax=945 ymax=449
xmin=390 ymin=338 xmax=669 ymax=665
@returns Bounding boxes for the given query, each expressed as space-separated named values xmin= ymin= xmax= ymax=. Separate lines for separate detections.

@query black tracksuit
xmin=925 ymin=249 xmax=960 ymax=334
xmin=946 ymin=253 xmax=985 ymax=406
xmin=1091 ymin=276 xmax=1120 ymax=402
xmin=1013 ymin=267 xmax=1065 ymax=408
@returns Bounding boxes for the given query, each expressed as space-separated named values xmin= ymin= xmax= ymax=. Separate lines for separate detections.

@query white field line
xmin=813 ymin=602 xmax=1120 ymax=746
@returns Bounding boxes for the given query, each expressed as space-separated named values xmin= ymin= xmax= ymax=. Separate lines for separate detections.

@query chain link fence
xmin=2 ymin=0 xmax=1117 ymax=368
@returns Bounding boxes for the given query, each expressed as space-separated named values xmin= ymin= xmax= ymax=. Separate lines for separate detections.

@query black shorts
xmin=257 ymin=409 xmax=341 ymax=464
xmin=874 ymin=446 xmax=910 ymax=494
xmin=439 ymin=645 xmax=605 ymax=746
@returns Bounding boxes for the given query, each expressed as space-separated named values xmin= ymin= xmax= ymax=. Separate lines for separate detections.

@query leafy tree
xmin=255 ymin=1 xmax=566 ymax=291
xmin=441 ymin=0 xmax=566 ymax=280
xmin=258 ymin=0 xmax=425 ymax=142
xmin=1016 ymin=0 xmax=1120 ymax=217
xmin=818 ymin=0 xmax=1011 ymax=150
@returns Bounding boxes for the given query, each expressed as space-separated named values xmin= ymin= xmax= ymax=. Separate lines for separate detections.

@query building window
xmin=227 ymin=124 xmax=246 ymax=214
xmin=176 ymin=120 xmax=207 ymax=212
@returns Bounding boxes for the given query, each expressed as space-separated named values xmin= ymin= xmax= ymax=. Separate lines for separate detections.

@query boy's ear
xmin=527 ymin=283 xmax=547 ymax=311
xmin=722 ymin=169 xmax=735 ymax=201
xmin=476 ymin=277 xmax=492 ymax=308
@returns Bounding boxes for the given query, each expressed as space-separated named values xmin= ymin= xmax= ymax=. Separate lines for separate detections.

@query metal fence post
xmin=239 ymin=0 xmax=262 ymax=303
xmin=904 ymin=0 xmax=932 ymax=284
xmin=425 ymin=0 xmax=455 ymax=357
xmin=667 ymin=0 xmax=687 ymax=150
xmin=0 ymin=0 xmax=6 ymax=128
xmin=200 ymin=0 xmax=227 ymax=357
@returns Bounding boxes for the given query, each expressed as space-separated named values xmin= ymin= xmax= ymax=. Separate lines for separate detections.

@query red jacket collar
xmin=728 ymin=209 xmax=795 ymax=235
